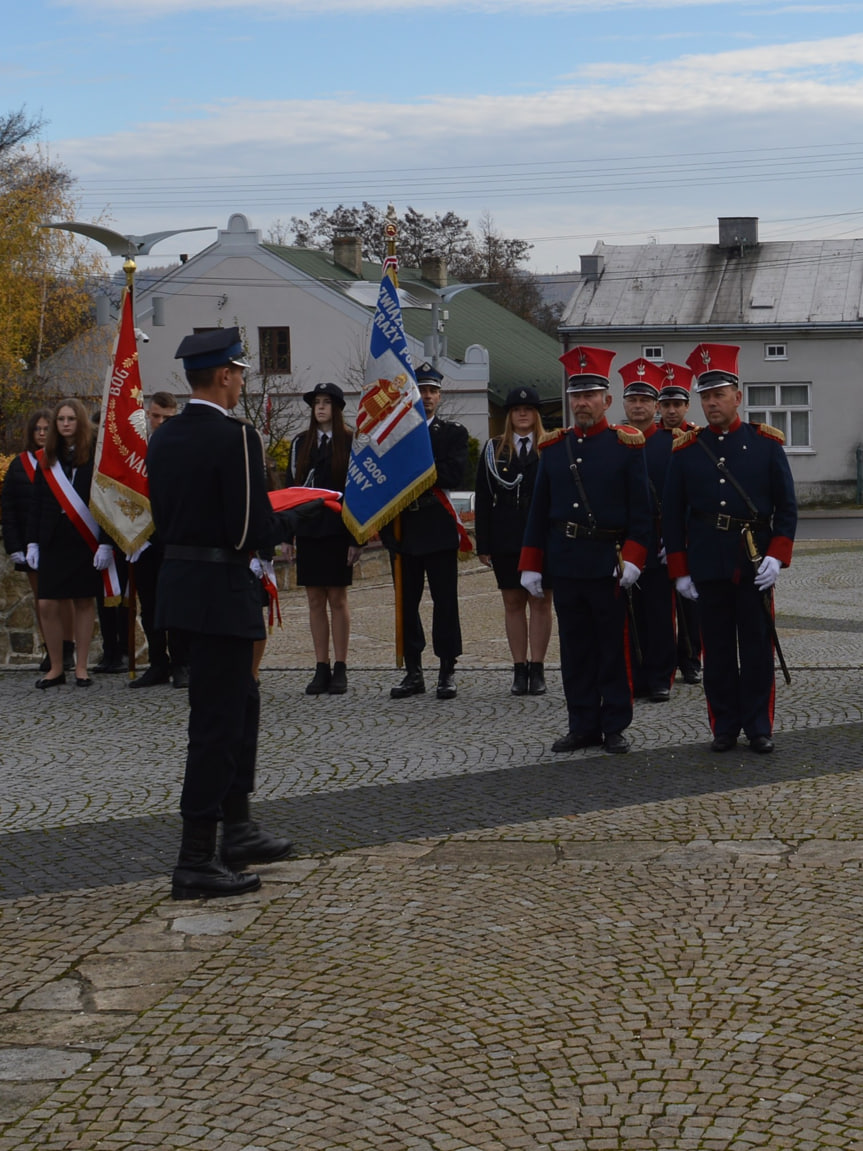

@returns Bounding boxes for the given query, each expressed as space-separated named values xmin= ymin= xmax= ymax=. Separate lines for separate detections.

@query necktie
xmin=518 ymin=437 xmax=529 ymax=462
xmin=320 ymin=433 xmax=330 ymax=451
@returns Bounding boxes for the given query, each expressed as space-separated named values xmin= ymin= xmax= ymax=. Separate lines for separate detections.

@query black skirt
xmin=295 ymin=536 xmax=354 ymax=588
xmin=37 ymin=516 xmax=101 ymax=599
xmin=491 ymin=551 xmax=552 ymax=592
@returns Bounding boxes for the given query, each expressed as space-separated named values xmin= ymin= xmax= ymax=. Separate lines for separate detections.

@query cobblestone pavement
xmin=1 ymin=539 xmax=862 ymax=1150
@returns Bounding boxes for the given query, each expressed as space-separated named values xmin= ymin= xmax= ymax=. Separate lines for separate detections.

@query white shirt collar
xmin=189 ymin=397 xmax=229 ymax=415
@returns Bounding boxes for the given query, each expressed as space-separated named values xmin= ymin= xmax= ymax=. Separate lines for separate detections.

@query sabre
xmin=742 ymin=528 xmax=791 ymax=686
xmin=616 ymin=543 xmax=642 ymax=666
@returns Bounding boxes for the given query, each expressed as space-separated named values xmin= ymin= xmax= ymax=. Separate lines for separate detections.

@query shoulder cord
xmin=484 ymin=438 xmax=523 ymax=493
xmin=235 ymin=423 xmax=252 ymax=551
xmin=563 ymin=431 xmax=598 ymax=530
xmin=694 ymin=433 xmax=761 ymax=520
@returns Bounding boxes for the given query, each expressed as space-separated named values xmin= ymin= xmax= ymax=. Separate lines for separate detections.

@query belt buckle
xmin=565 ymin=522 xmax=578 ymax=539
xmin=715 ymin=513 xmax=731 ymax=531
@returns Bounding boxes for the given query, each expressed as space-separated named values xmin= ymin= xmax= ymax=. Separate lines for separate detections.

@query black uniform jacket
xmin=147 ymin=403 xmax=287 ymax=639
xmin=27 ymin=455 xmax=96 ymax=550
xmin=381 ymin=415 xmax=469 ymax=556
xmin=286 ymin=430 xmax=356 ymax=543
xmin=2 ymin=454 xmax=36 ymax=556
xmin=474 ymin=437 xmax=538 ymax=556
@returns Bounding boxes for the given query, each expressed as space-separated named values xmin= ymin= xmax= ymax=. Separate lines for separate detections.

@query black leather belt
xmin=164 ymin=545 xmax=249 ymax=566
xmin=692 ymin=511 xmax=770 ymax=532
xmin=554 ymin=520 xmax=622 ymax=541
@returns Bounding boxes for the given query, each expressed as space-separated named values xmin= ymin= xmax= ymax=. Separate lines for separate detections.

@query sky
xmin=6 ymin=0 xmax=863 ymax=275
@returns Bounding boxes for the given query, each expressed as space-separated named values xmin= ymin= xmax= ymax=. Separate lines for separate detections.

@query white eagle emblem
xmin=128 ymin=407 xmax=148 ymax=443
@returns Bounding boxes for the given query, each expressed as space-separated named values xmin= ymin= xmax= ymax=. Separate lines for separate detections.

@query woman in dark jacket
xmin=287 ymin=382 xmax=360 ymax=695
xmin=27 ymin=399 xmax=103 ymax=688
xmin=475 ymin=386 xmax=553 ymax=696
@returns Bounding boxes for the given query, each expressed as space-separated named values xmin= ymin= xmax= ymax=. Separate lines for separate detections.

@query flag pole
xmin=384 ymin=208 xmax=405 ymax=670
xmin=123 ymin=256 xmax=139 ymax=680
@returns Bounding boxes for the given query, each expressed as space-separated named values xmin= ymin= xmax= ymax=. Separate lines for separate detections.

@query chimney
xmin=718 ymin=216 xmax=759 ymax=251
xmin=580 ymin=253 xmax=604 ymax=282
xmin=333 ymin=230 xmax=363 ymax=277
xmin=421 ymin=250 xmax=448 ymax=288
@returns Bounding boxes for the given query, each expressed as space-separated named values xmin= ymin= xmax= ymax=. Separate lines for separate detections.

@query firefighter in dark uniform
xmin=658 ymin=362 xmax=702 ymax=685
xmin=662 ymin=343 xmax=797 ymax=754
xmin=618 ymin=357 xmax=678 ymax=702
xmin=147 ymin=326 xmax=319 ymax=899
xmin=519 ymin=346 xmax=651 ymax=754
xmin=381 ymin=362 xmax=469 ymax=700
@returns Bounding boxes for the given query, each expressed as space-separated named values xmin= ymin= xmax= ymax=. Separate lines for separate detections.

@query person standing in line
xmin=147 ymin=326 xmax=321 ymax=900
xmin=657 ymin=362 xmax=702 ymax=686
xmin=286 ymin=382 xmax=361 ymax=696
xmin=519 ymin=347 xmax=651 ymax=755
xmin=129 ymin=391 xmax=191 ymax=689
xmin=475 ymin=385 xmax=553 ymax=696
xmin=27 ymin=399 xmax=105 ymax=688
xmin=2 ymin=408 xmax=75 ymax=672
xmin=618 ymin=357 xmax=678 ymax=703
xmin=662 ymin=343 xmax=797 ymax=754
xmin=382 ymin=362 xmax=469 ymax=701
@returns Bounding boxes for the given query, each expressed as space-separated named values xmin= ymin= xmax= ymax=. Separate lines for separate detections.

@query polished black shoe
xmin=748 ymin=735 xmax=775 ymax=754
xmin=305 ymin=662 xmax=332 ymax=695
xmin=711 ymin=733 xmax=738 ymax=752
xmin=551 ymin=730 xmax=603 ymax=753
xmin=93 ymin=655 xmax=127 ymax=674
xmin=75 ymin=677 xmax=93 ymax=688
xmin=129 ymin=664 xmax=171 ymax=689
xmin=682 ymin=669 xmax=702 ymax=685
xmin=436 ymin=659 xmax=457 ymax=700
xmin=171 ymin=665 xmax=190 ymax=690
xmin=35 ymin=673 xmax=66 ymax=690
xmin=390 ymin=669 xmax=425 ymax=698
xmin=528 ymin=661 xmax=547 ymax=696
xmin=603 ymin=731 xmax=630 ymax=754
xmin=328 ymin=661 xmax=347 ymax=695
xmin=510 ymin=662 xmax=529 ymax=696
xmin=649 ymin=688 xmax=670 ymax=703
xmin=222 ymin=822 xmax=294 ymax=867
xmin=172 ymin=819 xmax=261 ymax=900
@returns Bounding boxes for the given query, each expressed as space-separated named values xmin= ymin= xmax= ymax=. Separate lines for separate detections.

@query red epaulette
xmin=671 ymin=427 xmax=700 ymax=452
xmin=611 ymin=424 xmax=645 ymax=447
xmin=753 ymin=422 xmax=786 ymax=445
xmin=538 ymin=428 xmax=567 ymax=452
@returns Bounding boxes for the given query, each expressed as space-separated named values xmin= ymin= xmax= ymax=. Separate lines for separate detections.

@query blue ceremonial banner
xmin=342 ymin=259 xmax=436 ymax=543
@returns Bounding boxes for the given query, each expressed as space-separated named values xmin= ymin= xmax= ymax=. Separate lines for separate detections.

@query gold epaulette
xmin=671 ymin=427 xmax=700 ymax=452
xmin=538 ymin=428 xmax=567 ymax=452
xmin=612 ymin=424 xmax=645 ymax=447
xmin=754 ymin=422 xmax=786 ymax=445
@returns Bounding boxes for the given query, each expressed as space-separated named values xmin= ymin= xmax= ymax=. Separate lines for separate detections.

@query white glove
xmin=10 ymin=551 xmax=25 ymax=565
xmin=93 ymin=544 xmax=113 ymax=571
xmin=250 ymin=557 xmax=263 ymax=579
xmin=520 ymin=570 xmax=544 ymax=598
xmin=127 ymin=541 xmax=151 ymax=563
xmin=676 ymin=575 xmax=699 ymax=601
xmin=754 ymin=554 xmax=782 ymax=591
xmin=618 ymin=561 xmax=640 ymax=590
xmin=26 ymin=543 xmax=39 ymax=570
xmin=261 ymin=559 xmax=276 ymax=585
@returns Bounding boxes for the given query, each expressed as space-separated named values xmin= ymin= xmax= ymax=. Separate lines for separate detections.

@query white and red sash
xmin=432 ymin=488 xmax=473 ymax=554
xmin=43 ymin=460 xmax=122 ymax=600
xmin=19 ymin=450 xmax=41 ymax=482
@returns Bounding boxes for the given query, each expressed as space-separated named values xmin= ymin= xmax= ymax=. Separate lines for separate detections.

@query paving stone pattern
xmin=0 ymin=540 xmax=862 ymax=1149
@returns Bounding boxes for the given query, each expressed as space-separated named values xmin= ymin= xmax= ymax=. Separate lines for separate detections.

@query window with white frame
xmin=764 ymin=343 xmax=787 ymax=360
xmin=642 ymin=345 xmax=664 ymax=362
xmin=745 ymin=382 xmax=811 ymax=448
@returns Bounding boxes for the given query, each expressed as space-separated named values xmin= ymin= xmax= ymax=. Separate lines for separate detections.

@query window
xmin=764 ymin=343 xmax=787 ymax=360
xmin=642 ymin=345 xmax=664 ymax=362
xmin=745 ymin=382 xmax=811 ymax=449
xmin=259 ymin=327 xmax=291 ymax=374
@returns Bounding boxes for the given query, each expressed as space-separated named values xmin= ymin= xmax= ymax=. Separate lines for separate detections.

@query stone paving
xmin=0 ymin=539 xmax=862 ymax=1149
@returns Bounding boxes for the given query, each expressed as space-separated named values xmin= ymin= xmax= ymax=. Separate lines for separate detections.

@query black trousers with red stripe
xmin=696 ymin=578 xmax=775 ymax=740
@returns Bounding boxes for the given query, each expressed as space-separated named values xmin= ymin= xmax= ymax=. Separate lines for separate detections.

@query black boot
xmin=391 ymin=660 xmax=425 ymax=699
xmin=328 ymin=661 xmax=347 ymax=694
xmin=436 ymin=658 xmax=457 ymax=700
xmin=62 ymin=641 xmax=75 ymax=672
xmin=510 ymin=662 xmax=529 ymax=696
xmin=172 ymin=819 xmax=261 ymax=900
xmin=528 ymin=661 xmax=547 ymax=696
xmin=305 ymin=662 xmax=331 ymax=695
xmin=221 ymin=794 xmax=294 ymax=866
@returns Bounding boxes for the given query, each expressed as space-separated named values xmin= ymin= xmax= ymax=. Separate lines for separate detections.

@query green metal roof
xmin=264 ymin=243 xmax=562 ymax=407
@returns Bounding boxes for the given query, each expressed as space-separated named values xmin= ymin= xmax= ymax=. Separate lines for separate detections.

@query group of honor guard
xmin=138 ymin=324 xmax=796 ymax=901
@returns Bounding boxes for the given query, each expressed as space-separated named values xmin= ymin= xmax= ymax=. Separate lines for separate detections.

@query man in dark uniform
xmin=663 ymin=343 xmax=797 ymax=754
xmin=147 ymin=327 xmax=318 ymax=899
xmin=657 ymin=362 xmax=702 ymax=686
xmin=519 ymin=346 xmax=651 ymax=754
xmin=618 ymin=357 xmax=677 ymax=703
xmin=381 ymin=362 xmax=469 ymax=700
